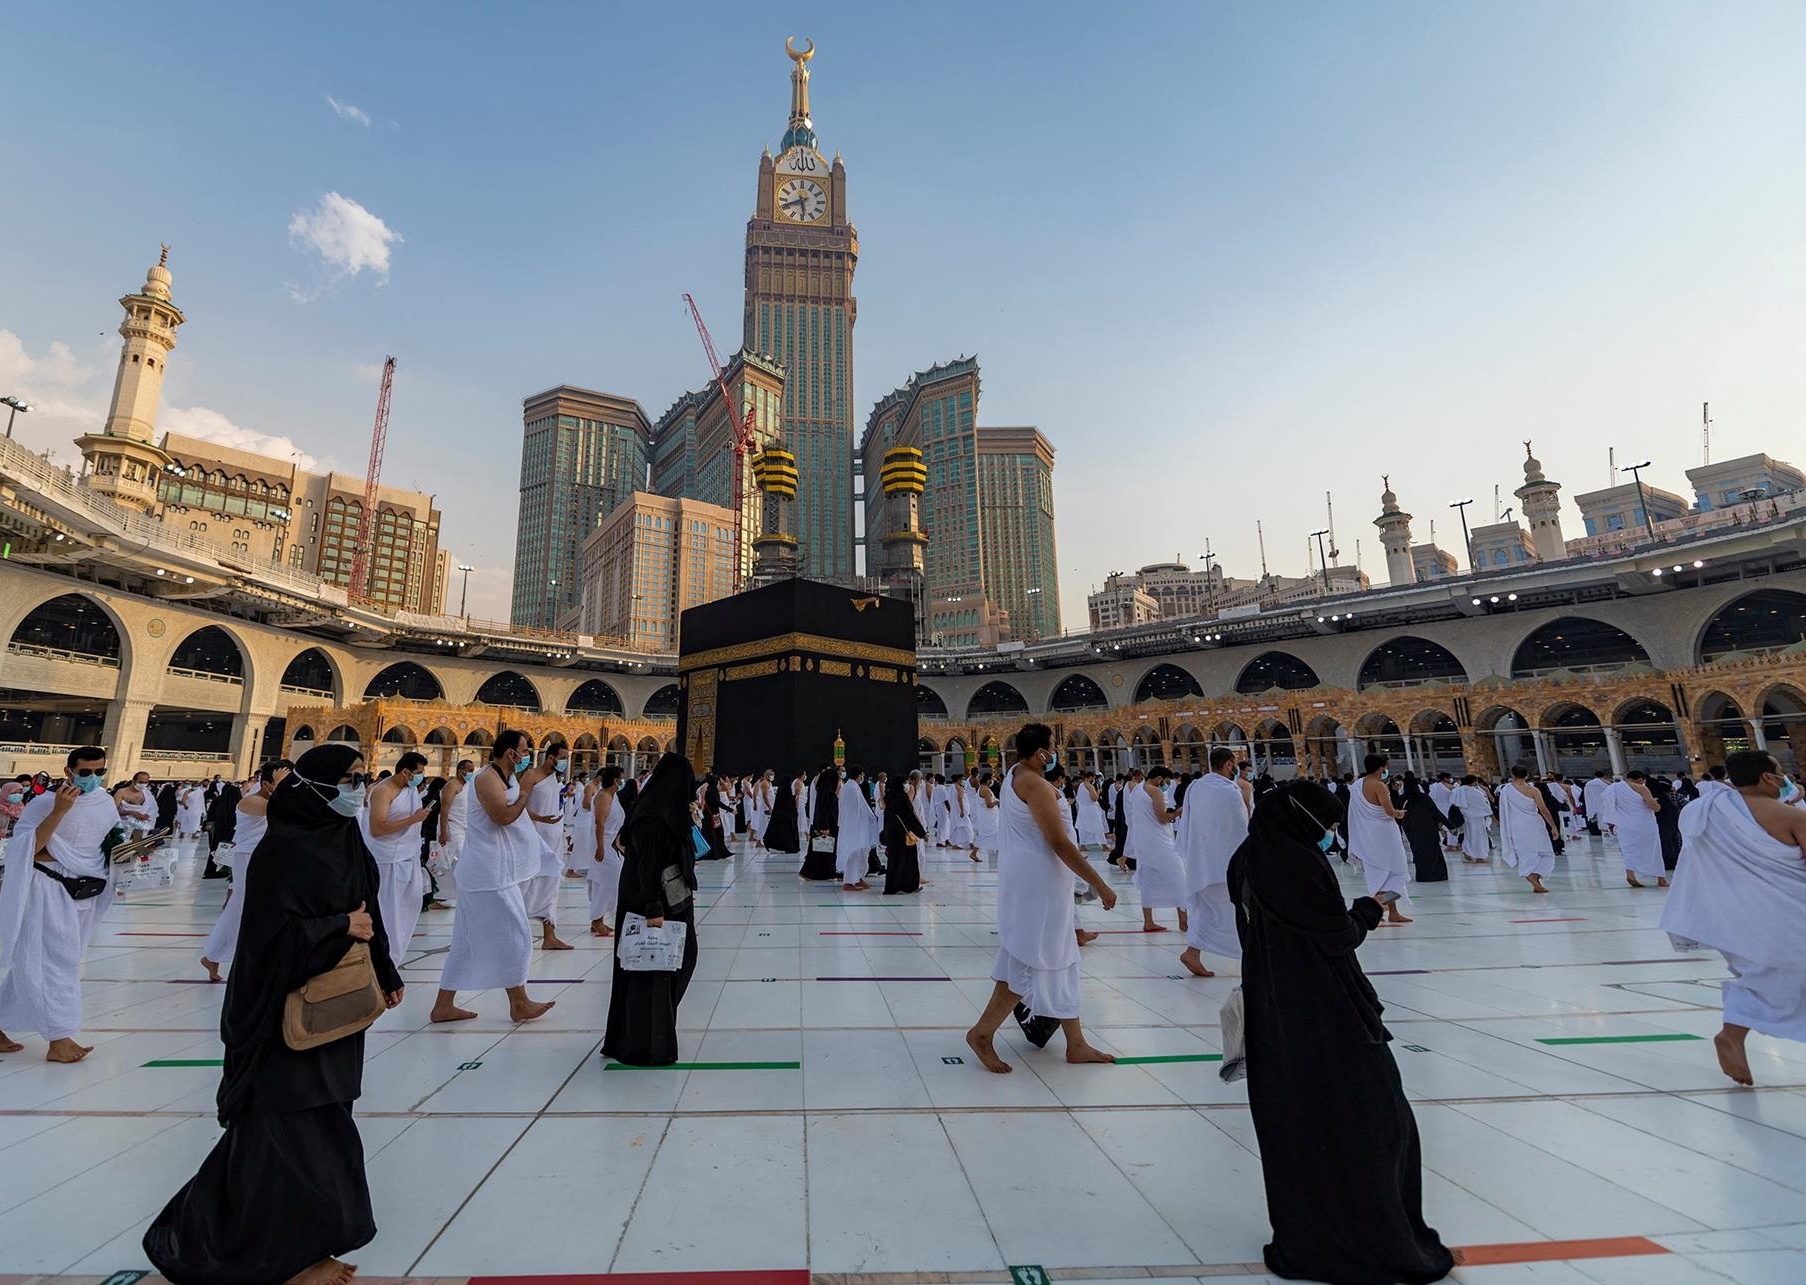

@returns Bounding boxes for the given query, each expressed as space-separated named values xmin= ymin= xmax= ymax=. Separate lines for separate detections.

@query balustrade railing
xmin=5 ymin=641 xmax=121 ymax=668
xmin=165 ymin=665 xmax=244 ymax=686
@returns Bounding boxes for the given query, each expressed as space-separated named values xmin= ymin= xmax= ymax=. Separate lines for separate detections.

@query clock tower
xmin=744 ymin=36 xmax=858 ymax=581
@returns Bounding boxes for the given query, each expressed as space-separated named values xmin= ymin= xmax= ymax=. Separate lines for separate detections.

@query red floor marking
xmin=1455 ymin=1235 xmax=1667 ymax=1265
xmin=818 ymin=931 xmax=922 ymax=936
xmin=1508 ymin=917 xmax=1589 ymax=924
xmin=118 ymin=932 xmax=207 ymax=937
xmin=472 ymin=1272 xmax=811 ymax=1285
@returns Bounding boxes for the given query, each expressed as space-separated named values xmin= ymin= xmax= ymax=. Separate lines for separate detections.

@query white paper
xmin=617 ymin=911 xmax=689 ymax=972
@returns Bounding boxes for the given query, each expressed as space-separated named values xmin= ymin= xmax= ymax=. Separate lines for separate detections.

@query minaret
xmin=77 ymin=245 xmax=184 ymax=513
xmin=1373 ymin=475 xmax=1417 ymax=587
xmin=783 ymin=35 xmax=815 ymax=150
xmin=750 ymin=446 xmax=800 ymax=584
xmin=879 ymin=445 xmax=930 ymax=643
xmin=1515 ymin=441 xmax=1566 ymax=563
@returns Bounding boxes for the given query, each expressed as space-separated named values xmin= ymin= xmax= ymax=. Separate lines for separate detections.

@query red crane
xmin=348 ymin=355 xmax=396 ymax=603
xmin=683 ymin=294 xmax=759 ymax=584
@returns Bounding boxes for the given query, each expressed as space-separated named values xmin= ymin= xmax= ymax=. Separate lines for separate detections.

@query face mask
xmin=1318 ymin=831 xmax=1337 ymax=853
xmin=1380 ymin=769 xmax=1391 ymax=781
xmin=555 ymin=759 xmax=569 ymax=774
xmin=513 ymin=758 xmax=530 ymax=777
xmin=459 ymin=770 xmax=472 ymax=782
xmin=74 ymin=773 xmax=104 ymax=795
xmin=1780 ymin=778 xmax=1801 ymax=803
xmin=329 ymin=786 xmax=365 ymax=817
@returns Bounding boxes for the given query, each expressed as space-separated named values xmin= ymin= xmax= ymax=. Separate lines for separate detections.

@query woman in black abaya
xmin=145 ymin=744 xmax=404 ymax=1285
xmin=881 ymin=773 xmax=928 ymax=894
xmin=763 ymin=770 xmax=802 ymax=854
xmin=1650 ymin=775 xmax=1683 ymax=871
xmin=1227 ymin=779 xmax=1453 ymax=1285
xmin=1398 ymin=773 xmax=1450 ymax=883
xmin=800 ymin=765 xmax=841 ymax=880
xmin=699 ymin=773 xmax=732 ymax=860
xmin=602 ymin=752 xmax=701 ymax=1067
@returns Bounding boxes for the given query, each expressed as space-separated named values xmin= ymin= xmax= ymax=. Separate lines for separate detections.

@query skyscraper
xmin=976 ymin=427 xmax=1061 ymax=640
xmin=743 ymin=38 xmax=858 ymax=581
xmin=511 ymin=386 xmax=651 ymax=629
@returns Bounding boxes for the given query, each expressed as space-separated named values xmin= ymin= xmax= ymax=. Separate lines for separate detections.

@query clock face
xmin=775 ymin=177 xmax=827 ymax=223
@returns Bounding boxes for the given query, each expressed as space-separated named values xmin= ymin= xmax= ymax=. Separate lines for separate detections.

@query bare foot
xmin=968 ymin=851 xmax=982 ymax=863
xmin=590 ymin=921 xmax=614 ymax=937
xmin=1657 ymin=877 xmax=1670 ymax=888
xmin=541 ymin=929 xmax=574 ymax=951
xmin=843 ymin=881 xmax=868 ymax=891
xmin=1714 ymin=1026 xmax=1754 ymax=1086
xmin=1626 ymin=873 xmax=1644 ymax=888
xmin=1065 ymin=1042 xmax=1116 ymax=1065
xmin=1385 ymin=908 xmax=1413 ymax=924
xmin=429 ymin=1003 xmax=478 ymax=1023
xmin=0 ymin=1031 xmax=22 ymax=1054
xmin=201 ymin=957 xmax=223 ymax=983
xmin=1141 ymin=923 xmax=1169 ymax=933
xmin=1076 ymin=929 xmax=1099 ymax=946
xmin=1179 ymin=947 xmax=1215 ymax=978
xmin=46 ymin=1038 xmax=92 ymax=1063
xmin=510 ymin=998 xmax=556 ymax=1022
xmin=285 ymin=1257 xmax=353 ymax=1285
xmin=1527 ymin=875 xmax=1548 ymax=894
xmin=965 ymin=1027 xmax=1012 ymax=1073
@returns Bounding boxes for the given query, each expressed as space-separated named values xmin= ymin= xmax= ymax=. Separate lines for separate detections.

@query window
xmin=1605 ymin=513 xmax=1624 ymax=531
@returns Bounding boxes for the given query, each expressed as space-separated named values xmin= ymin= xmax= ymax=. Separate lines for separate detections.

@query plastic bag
xmin=617 ymin=912 xmax=689 ymax=972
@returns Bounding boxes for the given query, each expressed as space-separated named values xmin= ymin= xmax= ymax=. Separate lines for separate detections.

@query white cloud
xmin=162 ymin=405 xmax=322 ymax=472
xmin=0 ymin=329 xmax=104 ymax=464
xmin=324 ymin=95 xmax=372 ymax=128
xmin=286 ymin=192 xmax=402 ymax=293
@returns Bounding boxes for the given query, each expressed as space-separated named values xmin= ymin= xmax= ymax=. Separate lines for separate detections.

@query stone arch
xmin=643 ymin=684 xmax=681 ymax=718
xmin=565 ymin=677 xmax=625 ymax=716
xmin=1048 ymin=673 xmax=1108 ymax=712
xmin=291 ymin=725 xmax=317 ymax=742
xmin=1130 ymin=724 xmax=1164 ymax=767
xmin=1541 ymin=700 xmax=1606 ymax=773
xmin=1356 ymin=636 xmax=1468 ymax=690
xmin=463 ymin=727 xmax=494 ymax=748
xmin=474 ymin=670 xmax=542 ymax=711
xmin=636 ymin=735 xmax=663 ymax=756
xmin=966 ymin=680 xmax=1029 ymax=720
xmin=167 ymin=624 xmax=246 ymax=681
xmin=1235 ymin=651 xmax=1321 ymax=694
xmin=1756 ymin=683 xmax=1806 ymax=770
xmin=326 ymin=724 xmax=361 ymax=742
xmin=1696 ymin=588 xmax=1806 ymax=663
xmin=8 ymin=590 xmax=127 ymax=666
xmin=365 ymin=661 xmax=444 ymax=702
xmin=1615 ymin=696 xmax=1682 ymax=768
xmin=381 ymin=725 xmax=419 ymax=744
xmin=1252 ymin=717 xmax=1296 ymax=770
xmin=1134 ymin=662 xmax=1203 ymax=704
xmin=279 ymin=646 xmax=341 ymax=701
xmin=571 ymin=732 xmax=601 ymax=773
xmin=1510 ymin=616 xmax=1651 ymax=678
xmin=916 ymin=684 xmax=951 ymax=719
xmin=424 ymin=727 xmax=458 ymax=746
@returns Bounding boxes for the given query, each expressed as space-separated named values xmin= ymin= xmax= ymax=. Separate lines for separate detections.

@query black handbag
xmin=35 ymin=862 xmax=109 ymax=901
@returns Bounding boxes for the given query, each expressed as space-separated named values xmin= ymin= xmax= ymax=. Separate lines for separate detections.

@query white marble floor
xmin=2 ymin=829 xmax=1804 ymax=1284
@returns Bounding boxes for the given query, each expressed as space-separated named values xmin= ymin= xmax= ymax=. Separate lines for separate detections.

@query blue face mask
xmin=74 ymin=773 xmax=104 ymax=795
xmin=1380 ymin=769 xmax=1391 ymax=782
xmin=555 ymin=759 xmax=570 ymax=775
xmin=329 ymin=786 xmax=365 ymax=817
xmin=1318 ymin=831 xmax=1337 ymax=853
xmin=514 ymin=758 xmax=530 ymax=777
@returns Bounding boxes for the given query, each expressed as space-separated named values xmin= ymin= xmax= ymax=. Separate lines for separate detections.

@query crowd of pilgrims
xmin=0 ymin=726 xmax=1803 ymax=1284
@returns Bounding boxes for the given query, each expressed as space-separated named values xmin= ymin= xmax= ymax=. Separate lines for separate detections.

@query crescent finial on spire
xmin=786 ymin=35 xmax=815 ymax=63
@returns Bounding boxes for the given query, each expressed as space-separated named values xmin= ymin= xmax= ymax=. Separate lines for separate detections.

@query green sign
xmin=1009 ymin=1268 xmax=1052 ymax=1285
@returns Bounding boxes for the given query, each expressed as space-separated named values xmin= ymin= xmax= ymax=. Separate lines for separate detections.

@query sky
xmin=4 ymin=1 xmax=1805 ymax=628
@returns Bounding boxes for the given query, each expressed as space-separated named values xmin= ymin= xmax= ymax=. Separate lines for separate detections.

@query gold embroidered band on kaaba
xmin=676 ymin=631 xmax=917 ymax=675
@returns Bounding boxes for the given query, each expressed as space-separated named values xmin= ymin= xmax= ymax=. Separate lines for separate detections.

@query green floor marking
xmin=1111 ymin=1053 xmax=1224 ymax=1065
xmin=604 ymin=1060 xmax=801 ymax=1071
xmin=1535 ymin=1033 xmax=1704 ymax=1046
xmin=144 ymin=1059 xmax=224 ymax=1068
xmin=1009 ymin=1268 xmax=1053 ymax=1285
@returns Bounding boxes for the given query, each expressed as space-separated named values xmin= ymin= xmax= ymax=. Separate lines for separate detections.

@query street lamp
xmin=1308 ymin=528 xmax=1331 ymax=591
xmin=2 ymin=396 xmax=29 ymax=439
xmin=1619 ymin=460 xmax=1657 ymax=541
xmin=1448 ymin=498 xmax=1476 ymax=571
xmin=456 ymin=563 xmax=475 ymax=617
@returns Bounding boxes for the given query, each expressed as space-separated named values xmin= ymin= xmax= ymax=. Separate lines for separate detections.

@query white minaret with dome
xmin=1514 ymin=442 xmax=1566 ymax=563
xmin=76 ymin=246 xmax=185 ymax=513
xmin=1374 ymin=476 xmax=1417 ymax=587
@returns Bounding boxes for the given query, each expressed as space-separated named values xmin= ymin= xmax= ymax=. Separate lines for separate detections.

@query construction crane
xmin=1703 ymin=401 xmax=1712 ymax=465
xmin=682 ymin=293 xmax=759 ymax=583
xmin=348 ymin=356 xmax=396 ymax=603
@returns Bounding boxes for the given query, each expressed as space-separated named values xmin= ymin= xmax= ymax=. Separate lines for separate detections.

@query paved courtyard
xmin=2 ymin=832 xmax=1804 ymax=1284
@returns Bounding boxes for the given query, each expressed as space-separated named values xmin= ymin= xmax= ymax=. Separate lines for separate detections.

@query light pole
xmin=456 ymin=563 xmax=474 ymax=617
xmin=1308 ymin=529 xmax=1331 ymax=591
xmin=2 ymin=396 xmax=29 ymax=440
xmin=1449 ymin=498 xmax=1476 ymax=571
xmin=1619 ymin=460 xmax=1657 ymax=542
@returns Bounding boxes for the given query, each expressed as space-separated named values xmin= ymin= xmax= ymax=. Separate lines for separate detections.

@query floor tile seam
xmin=1564 ymin=1091 xmax=1806 ymax=1197
xmin=1438 ymin=1097 xmax=1743 ymax=1229
xmin=0 ymin=1112 xmax=189 ymax=1221
xmin=1059 ymin=1107 xmax=1241 ymax=1258
xmin=399 ymin=1111 xmax=542 ymax=1278
xmin=600 ymin=1113 xmax=679 ymax=1274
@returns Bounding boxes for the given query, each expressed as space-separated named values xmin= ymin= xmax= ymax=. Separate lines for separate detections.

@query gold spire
xmin=786 ymin=36 xmax=814 ymax=134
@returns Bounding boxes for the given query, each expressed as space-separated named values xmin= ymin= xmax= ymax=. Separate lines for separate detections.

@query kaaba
xmin=676 ymin=578 xmax=919 ymax=776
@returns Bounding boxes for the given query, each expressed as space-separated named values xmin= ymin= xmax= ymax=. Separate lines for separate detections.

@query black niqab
xmin=1228 ymin=779 xmax=1452 ymax=1284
